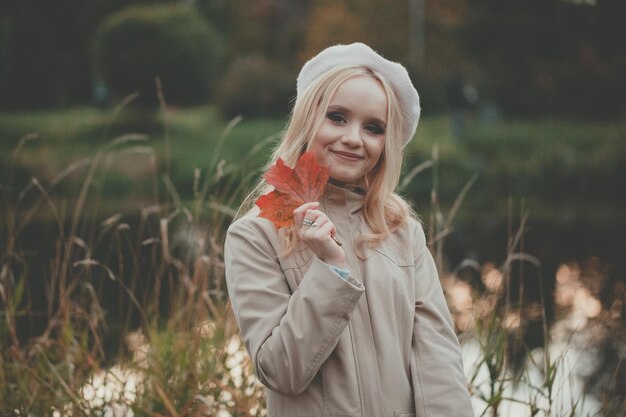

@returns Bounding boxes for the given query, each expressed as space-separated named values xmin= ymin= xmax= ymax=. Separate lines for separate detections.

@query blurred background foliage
xmin=1 ymin=0 xmax=626 ymax=415
xmin=1 ymin=0 xmax=624 ymax=338
xmin=92 ymin=4 xmax=224 ymax=105
xmin=0 ymin=0 xmax=624 ymax=117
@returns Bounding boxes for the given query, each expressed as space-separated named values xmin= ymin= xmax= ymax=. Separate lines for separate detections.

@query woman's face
xmin=308 ymin=75 xmax=387 ymax=184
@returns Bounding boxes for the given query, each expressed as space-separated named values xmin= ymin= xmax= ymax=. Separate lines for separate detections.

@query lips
xmin=331 ymin=150 xmax=363 ymax=161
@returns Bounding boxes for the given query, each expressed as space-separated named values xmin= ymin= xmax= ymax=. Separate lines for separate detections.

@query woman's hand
xmin=293 ymin=202 xmax=346 ymax=268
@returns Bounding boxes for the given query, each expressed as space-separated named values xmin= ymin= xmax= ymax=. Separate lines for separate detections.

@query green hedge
xmin=216 ymin=54 xmax=295 ymax=119
xmin=92 ymin=4 xmax=223 ymax=105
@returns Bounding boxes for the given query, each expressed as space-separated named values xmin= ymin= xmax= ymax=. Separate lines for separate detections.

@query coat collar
xmin=324 ymin=178 xmax=365 ymax=216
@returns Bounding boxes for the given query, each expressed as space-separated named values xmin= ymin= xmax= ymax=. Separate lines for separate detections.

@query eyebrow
xmin=327 ymin=105 xmax=387 ymax=128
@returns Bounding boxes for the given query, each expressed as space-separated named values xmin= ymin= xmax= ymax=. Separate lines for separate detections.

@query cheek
xmin=309 ymin=133 xmax=331 ymax=164
xmin=310 ymin=126 xmax=334 ymax=148
xmin=368 ymin=139 xmax=385 ymax=162
xmin=312 ymin=147 xmax=328 ymax=165
xmin=313 ymin=124 xmax=334 ymax=145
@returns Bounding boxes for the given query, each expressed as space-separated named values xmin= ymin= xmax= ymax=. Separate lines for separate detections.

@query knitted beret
xmin=296 ymin=43 xmax=421 ymax=147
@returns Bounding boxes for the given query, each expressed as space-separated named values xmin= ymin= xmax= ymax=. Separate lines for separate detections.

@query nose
xmin=341 ymin=123 xmax=362 ymax=147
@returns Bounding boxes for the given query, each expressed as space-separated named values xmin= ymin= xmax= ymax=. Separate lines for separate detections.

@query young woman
xmin=225 ymin=43 xmax=473 ymax=417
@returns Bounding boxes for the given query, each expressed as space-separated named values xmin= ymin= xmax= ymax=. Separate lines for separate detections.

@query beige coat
xmin=225 ymin=183 xmax=474 ymax=417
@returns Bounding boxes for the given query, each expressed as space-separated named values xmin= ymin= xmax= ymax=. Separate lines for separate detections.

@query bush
xmin=92 ymin=4 xmax=223 ymax=106
xmin=216 ymin=54 xmax=295 ymax=119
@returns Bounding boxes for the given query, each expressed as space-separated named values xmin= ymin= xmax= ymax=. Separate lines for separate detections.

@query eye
xmin=364 ymin=123 xmax=385 ymax=135
xmin=326 ymin=111 xmax=346 ymax=124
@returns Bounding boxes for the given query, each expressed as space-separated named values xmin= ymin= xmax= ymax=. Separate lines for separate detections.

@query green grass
xmin=1 ymin=105 xmax=284 ymax=218
xmin=0 ymin=105 xmax=283 ymax=169
xmin=3 ymin=106 xmax=625 ymax=226
xmin=3 ymin=106 xmax=625 ymax=232
xmin=405 ymin=116 xmax=626 ymax=230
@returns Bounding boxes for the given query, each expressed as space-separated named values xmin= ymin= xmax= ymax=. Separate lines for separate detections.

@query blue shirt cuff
xmin=326 ymin=263 xmax=350 ymax=280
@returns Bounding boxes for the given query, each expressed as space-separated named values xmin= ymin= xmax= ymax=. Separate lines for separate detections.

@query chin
xmin=329 ymin=172 xmax=361 ymax=184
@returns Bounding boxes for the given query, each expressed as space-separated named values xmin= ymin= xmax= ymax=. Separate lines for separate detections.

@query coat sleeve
xmin=224 ymin=217 xmax=365 ymax=396
xmin=409 ymin=222 xmax=474 ymax=417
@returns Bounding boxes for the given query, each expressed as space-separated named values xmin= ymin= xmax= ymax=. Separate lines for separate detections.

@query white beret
xmin=296 ymin=42 xmax=421 ymax=147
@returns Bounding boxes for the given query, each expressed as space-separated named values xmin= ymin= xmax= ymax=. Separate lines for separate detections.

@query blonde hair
xmin=237 ymin=66 xmax=414 ymax=251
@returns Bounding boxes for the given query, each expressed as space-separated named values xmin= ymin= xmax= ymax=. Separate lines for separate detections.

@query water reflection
xmin=463 ymin=339 xmax=603 ymax=416
xmin=446 ymin=261 xmax=624 ymax=417
xmin=61 ymin=261 xmax=622 ymax=416
xmin=57 ymin=330 xmax=263 ymax=417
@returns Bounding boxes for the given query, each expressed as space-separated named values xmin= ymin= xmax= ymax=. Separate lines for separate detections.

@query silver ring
xmin=302 ymin=219 xmax=314 ymax=227
xmin=311 ymin=223 xmax=320 ymax=228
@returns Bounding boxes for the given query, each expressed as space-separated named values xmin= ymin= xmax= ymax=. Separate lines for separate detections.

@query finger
xmin=294 ymin=202 xmax=319 ymax=229
xmin=303 ymin=208 xmax=323 ymax=225
xmin=317 ymin=221 xmax=336 ymax=241
xmin=321 ymin=222 xmax=341 ymax=246
xmin=294 ymin=202 xmax=319 ymax=220
xmin=301 ymin=215 xmax=328 ymax=239
xmin=303 ymin=208 xmax=327 ymax=222
xmin=302 ymin=215 xmax=324 ymax=235
xmin=311 ymin=215 xmax=329 ymax=228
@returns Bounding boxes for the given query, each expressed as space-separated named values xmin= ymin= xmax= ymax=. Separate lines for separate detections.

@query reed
xmin=1 ymin=96 xmax=624 ymax=416
xmin=0 ymin=92 xmax=267 ymax=416
xmin=420 ymin=149 xmax=624 ymax=417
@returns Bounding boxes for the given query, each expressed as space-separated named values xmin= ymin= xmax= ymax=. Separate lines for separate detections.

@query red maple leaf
xmin=255 ymin=151 xmax=329 ymax=229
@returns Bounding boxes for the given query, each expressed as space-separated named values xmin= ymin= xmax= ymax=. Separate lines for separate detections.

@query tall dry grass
xmin=1 ymin=95 xmax=624 ymax=416
xmin=0 ymin=93 xmax=269 ymax=416
xmin=421 ymin=145 xmax=625 ymax=417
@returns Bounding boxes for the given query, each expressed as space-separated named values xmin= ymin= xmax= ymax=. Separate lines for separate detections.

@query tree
xmin=0 ymin=0 xmax=177 ymax=109
xmin=92 ymin=4 xmax=223 ymax=105
xmin=461 ymin=0 xmax=626 ymax=118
